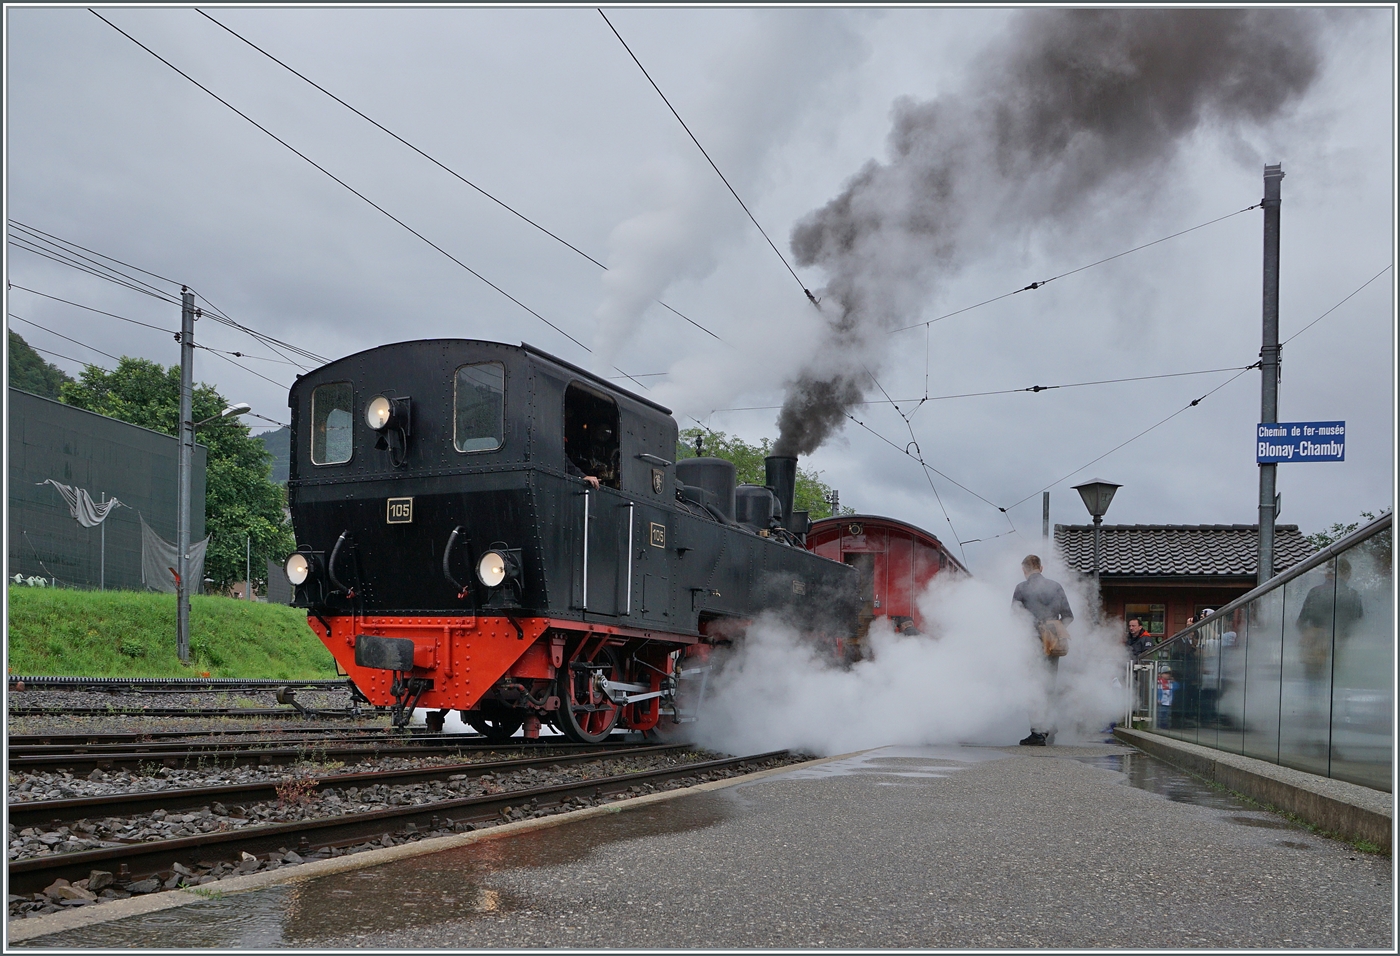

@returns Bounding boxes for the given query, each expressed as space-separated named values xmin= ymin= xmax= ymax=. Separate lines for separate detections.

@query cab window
xmin=311 ymin=382 xmax=353 ymax=465
xmin=564 ymin=383 xmax=619 ymax=488
xmin=454 ymin=362 xmax=506 ymax=453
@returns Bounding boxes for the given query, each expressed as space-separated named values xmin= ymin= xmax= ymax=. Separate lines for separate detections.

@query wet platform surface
xmin=16 ymin=742 xmax=1392 ymax=949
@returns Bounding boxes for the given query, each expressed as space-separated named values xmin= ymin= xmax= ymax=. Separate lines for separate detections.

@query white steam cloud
xmin=693 ymin=547 xmax=1131 ymax=756
xmin=590 ymin=10 xmax=866 ymax=377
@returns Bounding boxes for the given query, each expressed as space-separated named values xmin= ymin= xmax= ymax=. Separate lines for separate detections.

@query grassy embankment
xmin=6 ymin=588 xmax=337 ymax=679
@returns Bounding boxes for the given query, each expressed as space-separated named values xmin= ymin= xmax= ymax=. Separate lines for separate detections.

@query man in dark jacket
xmin=1126 ymin=617 xmax=1154 ymax=657
xmin=1012 ymin=554 xmax=1073 ymax=746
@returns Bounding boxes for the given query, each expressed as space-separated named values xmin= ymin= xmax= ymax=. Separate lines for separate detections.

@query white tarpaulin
xmin=140 ymin=516 xmax=209 ymax=594
xmin=38 ymin=479 xmax=124 ymax=527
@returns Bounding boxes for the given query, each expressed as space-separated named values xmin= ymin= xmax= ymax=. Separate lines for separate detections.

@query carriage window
xmin=454 ymin=362 xmax=506 ymax=453
xmin=310 ymin=382 xmax=353 ymax=465
xmin=564 ymin=383 xmax=619 ymax=489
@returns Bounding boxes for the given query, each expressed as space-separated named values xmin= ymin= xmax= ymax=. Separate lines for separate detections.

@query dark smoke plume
xmin=773 ymin=8 xmax=1322 ymax=457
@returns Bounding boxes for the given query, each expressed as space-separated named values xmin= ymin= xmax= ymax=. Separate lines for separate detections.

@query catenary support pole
xmin=1042 ymin=491 xmax=1050 ymax=540
xmin=1258 ymin=164 xmax=1283 ymax=588
xmin=176 ymin=288 xmax=196 ymax=662
xmin=246 ymin=534 xmax=252 ymax=600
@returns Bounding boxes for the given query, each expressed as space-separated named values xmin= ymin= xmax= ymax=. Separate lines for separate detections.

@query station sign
xmin=1257 ymin=421 xmax=1345 ymax=463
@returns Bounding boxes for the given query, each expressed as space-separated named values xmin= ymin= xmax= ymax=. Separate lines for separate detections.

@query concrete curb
xmin=7 ymin=751 xmax=848 ymax=943
xmin=1113 ymin=727 xmax=1392 ymax=849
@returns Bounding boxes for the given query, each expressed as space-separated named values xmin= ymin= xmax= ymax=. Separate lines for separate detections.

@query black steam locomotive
xmin=282 ymin=339 xmax=858 ymax=741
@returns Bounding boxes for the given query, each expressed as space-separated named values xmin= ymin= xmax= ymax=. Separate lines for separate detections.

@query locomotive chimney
xmin=765 ymin=455 xmax=798 ymax=532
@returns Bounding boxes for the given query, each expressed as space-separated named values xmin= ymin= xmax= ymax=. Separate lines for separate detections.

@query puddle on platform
xmin=1075 ymin=752 xmax=1308 ymax=835
xmin=15 ymin=791 xmax=734 ymax=949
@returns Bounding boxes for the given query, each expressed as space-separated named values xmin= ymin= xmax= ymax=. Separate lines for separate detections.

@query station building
xmin=1055 ymin=523 xmax=1316 ymax=640
xmin=7 ymin=388 xmax=206 ymax=591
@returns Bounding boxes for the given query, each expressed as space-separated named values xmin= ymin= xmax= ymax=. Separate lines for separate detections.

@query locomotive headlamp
xmin=366 ymin=395 xmax=393 ymax=430
xmin=475 ymin=548 xmax=521 ymax=589
xmin=285 ymin=552 xmax=312 ymax=586
xmin=477 ymin=551 xmax=507 ymax=588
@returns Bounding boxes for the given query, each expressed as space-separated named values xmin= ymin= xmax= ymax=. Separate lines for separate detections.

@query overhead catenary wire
xmin=194 ymin=9 xmax=728 ymax=346
xmin=8 ymin=313 xmax=123 ymax=364
xmin=91 ymin=9 xmax=592 ymax=358
xmin=9 ymin=223 xmax=328 ymax=370
xmin=706 ymin=363 xmax=1257 ymax=413
xmin=26 ymin=343 xmax=110 ymax=371
xmin=598 ymin=9 xmax=818 ymax=306
xmin=9 ymin=222 xmax=183 ymax=302
xmin=10 ymin=219 xmax=184 ymax=289
xmin=8 ymin=237 xmax=184 ymax=305
xmin=7 ymin=283 xmax=176 ymax=334
xmin=887 ymin=203 xmax=1264 ymax=334
xmin=1282 ymin=263 xmax=1391 ymax=345
xmin=1002 ymin=263 xmax=1398 ymax=513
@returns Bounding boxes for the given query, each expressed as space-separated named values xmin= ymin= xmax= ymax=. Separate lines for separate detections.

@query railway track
xmin=8 ymin=749 xmax=790 ymax=896
xmin=7 ymin=726 xmax=406 ymax=748
xmin=8 ymin=735 xmax=639 ymax=774
xmin=8 ymin=707 xmax=364 ymax=719
xmin=8 ymin=744 xmax=684 ymax=828
xmin=9 ymin=677 xmax=354 ymax=692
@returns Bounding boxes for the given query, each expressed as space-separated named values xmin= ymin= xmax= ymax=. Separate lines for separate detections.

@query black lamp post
xmin=1072 ymin=478 xmax=1121 ymax=617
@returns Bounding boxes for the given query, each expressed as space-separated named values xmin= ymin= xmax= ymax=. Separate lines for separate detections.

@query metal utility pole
xmin=1258 ymin=164 xmax=1283 ymax=588
xmin=100 ymin=492 xmax=106 ymax=591
xmin=1042 ymin=491 xmax=1050 ymax=540
xmin=176 ymin=288 xmax=196 ymax=662
xmin=246 ymin=534 xmax=252 ymax=601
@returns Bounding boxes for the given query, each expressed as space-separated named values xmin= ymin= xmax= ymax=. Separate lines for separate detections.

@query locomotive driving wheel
xmin=556 ymin=637 xmax=622 ymax=744
xmin=463 ymin=704 xmax=525 ymax=742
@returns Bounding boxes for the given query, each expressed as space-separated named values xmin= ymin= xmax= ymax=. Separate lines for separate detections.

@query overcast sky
xmin=6 ymin=7 xmax=1394 ymax=572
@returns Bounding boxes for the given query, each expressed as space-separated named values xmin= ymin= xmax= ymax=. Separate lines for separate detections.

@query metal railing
xmin=1128 ymin=513 xmax=1392 ymax=792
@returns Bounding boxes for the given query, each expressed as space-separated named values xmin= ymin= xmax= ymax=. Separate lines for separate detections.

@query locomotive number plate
xmin=649 ymin=522 xmax=666 ymax=548
xmin=386 ymin=497 xmax=414 ymax=524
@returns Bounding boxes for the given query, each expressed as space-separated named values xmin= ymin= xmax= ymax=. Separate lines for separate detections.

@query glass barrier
xmin=1134 ymin=519 xmax=1391 ymax=793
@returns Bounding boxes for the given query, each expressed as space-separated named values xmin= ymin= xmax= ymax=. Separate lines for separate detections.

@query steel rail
xmin=9 ymin=677 xmax=354 ymax=691
xmin=8 ymin=737 xmax=648 ymax=774
xmin=7 ymin=727 xmax=407 ymax=748
xmin=9 ymin=731 xmax=478 ymax=757
xmin=7 ymin=744 xmax=685 ymax=828
xmin=7 ymin=750 xmax=790 ymax=895
xmin=7 ymin=707 xmax=362 ymax=719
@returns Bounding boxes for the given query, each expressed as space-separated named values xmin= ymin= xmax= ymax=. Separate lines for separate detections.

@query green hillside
xmin=6 ymin=588 xmax=337 ymax=679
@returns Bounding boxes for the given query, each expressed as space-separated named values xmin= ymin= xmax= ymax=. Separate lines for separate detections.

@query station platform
xmin=12 ymin=740 xmax=1392 ymax=949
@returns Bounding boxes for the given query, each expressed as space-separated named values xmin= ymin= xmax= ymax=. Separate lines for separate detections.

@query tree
xmin=1305 ymin=509 xmax=1391 ymax=550
xmin=8 ymin=331 xmax=72 ymax=399
xmin=60 ymin=358 xmax=294 ymax=592
xmin=676 ymin=427 xmax=854 ymax=520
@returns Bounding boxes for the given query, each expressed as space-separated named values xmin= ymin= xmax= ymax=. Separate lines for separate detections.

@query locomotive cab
xmin=284 ymin=339 xmax=857 ymax=741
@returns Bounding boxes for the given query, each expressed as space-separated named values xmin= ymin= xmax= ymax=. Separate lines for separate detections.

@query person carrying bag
xmin=1012 ymin=555 xmax=1074 ymax=745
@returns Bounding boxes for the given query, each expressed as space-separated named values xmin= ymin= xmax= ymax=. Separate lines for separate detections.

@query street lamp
xmin=1072 ymin=478 xmax=1121 ymax=618
xmin=176 ymin=402 xmax=251 ymax=662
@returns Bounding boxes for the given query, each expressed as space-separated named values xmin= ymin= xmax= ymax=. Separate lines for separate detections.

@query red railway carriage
xmin=807 ymin=515 xmax=967 ymax=651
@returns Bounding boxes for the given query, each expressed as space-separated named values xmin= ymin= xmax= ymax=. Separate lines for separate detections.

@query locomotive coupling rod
xmin=599 ymin=678 xmax=659 ymax=705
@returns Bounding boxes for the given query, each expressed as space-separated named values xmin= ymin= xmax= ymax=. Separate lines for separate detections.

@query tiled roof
xmin=1054 ymin=524 xmax=1315 ymax=578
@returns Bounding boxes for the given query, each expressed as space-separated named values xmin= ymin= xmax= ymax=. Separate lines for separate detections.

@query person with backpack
xmin=1012 ymin=554 xmax=1073 ymax=746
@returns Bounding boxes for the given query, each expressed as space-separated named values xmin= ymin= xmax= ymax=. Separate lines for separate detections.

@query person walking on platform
xmin=1012 ymin=554 xmax=1073 ymax=746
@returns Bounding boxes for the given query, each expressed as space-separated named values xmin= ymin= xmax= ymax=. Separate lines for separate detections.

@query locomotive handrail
xmin=442 ymin=525 xmax=475 ymax=605
xmin=328 ymin=530 xmax=352 ymax=595
xmin=582 ymin=489 xmax=590 ymax=611
xmin=625 ymin=501 xmax=635 ymax=616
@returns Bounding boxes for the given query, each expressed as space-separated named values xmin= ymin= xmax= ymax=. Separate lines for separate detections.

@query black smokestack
xmin=775 ymin=8 xmax=1323 ymax=455
xmin=764 ymin=455 xmax=798 ymax=530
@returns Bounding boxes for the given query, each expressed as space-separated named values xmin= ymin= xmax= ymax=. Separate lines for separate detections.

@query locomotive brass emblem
xmin=649 ymin=522 xmax=666 ymax=548
xmin=386 ymin=497 xmax=414 ymax=524
xmin=651 ymin=468 xmax=664 ymax=494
